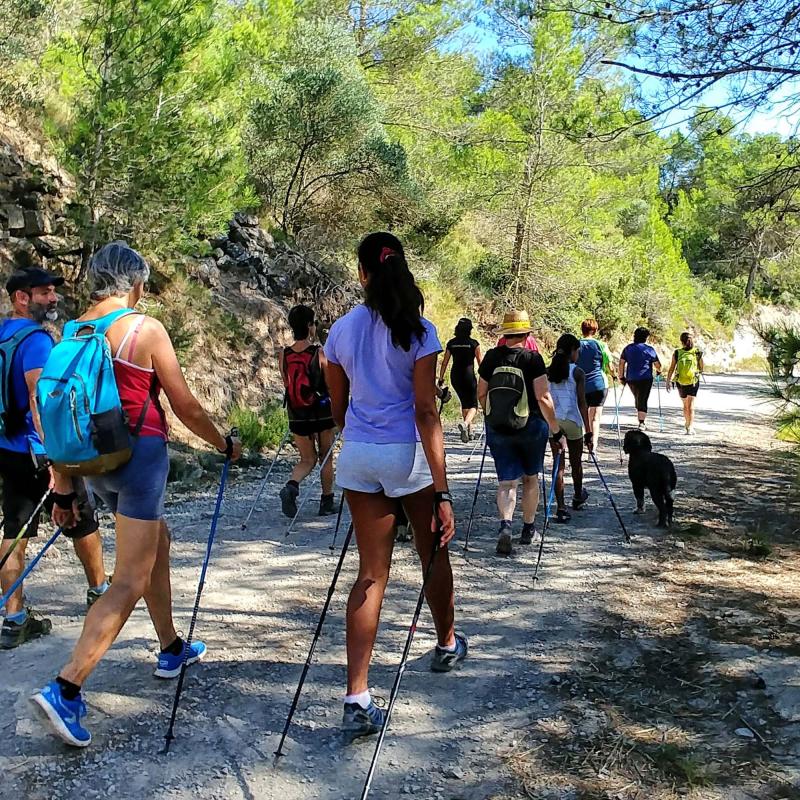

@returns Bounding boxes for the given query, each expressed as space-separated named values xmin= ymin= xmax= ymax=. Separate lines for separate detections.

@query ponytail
xmin=548 ymin=333 xmax=580 ymax=384
xmin=358 ymin=232 xmax=425 ymax=351
xmin=680 ymin=331 xmax=694 ymax=350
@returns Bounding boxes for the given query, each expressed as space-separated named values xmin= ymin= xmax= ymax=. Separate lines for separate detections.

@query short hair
xmin=288 ymin=305 xmax=315 ymax=340
xmin=633 ymin=326 xmax=650 ymax=344
xmin=88 ymin=241 xmax=150 ymax=300
xmin=581 ymin=318 xmax=598 ymax=336
xmin=454 ymin=317 xmax=473 ymax=339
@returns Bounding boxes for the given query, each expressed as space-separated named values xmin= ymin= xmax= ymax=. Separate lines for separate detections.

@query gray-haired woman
xmin=32 ymin=241 xmax=241 ymax=748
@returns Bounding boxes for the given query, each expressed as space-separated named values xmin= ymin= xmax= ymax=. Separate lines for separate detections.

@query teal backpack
xmin=0 ymin=320 xmax=48 ymax=438
xmin=37 ymin=309 xmax=148 ymax=475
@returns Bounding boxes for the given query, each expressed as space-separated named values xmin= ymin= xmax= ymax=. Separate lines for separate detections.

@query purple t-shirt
xmin=324 ymin=304 xmax=442 ymax=444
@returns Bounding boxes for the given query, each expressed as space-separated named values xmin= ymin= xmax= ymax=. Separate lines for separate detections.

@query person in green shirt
xmin=576 ymin=319 xmax=615 ymax=454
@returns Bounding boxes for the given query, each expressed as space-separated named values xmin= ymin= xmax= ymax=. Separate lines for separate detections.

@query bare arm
xmin=148 ymin=320 xmax=229 ymax=453
xmin=575 ymin=368 xmax=591 ymax=432
xmin=533 ymin=374 xmax=560 ymax=437
xmin=477 ymin=377 xmax=488 ymax=411
xmin=618 ymin=357 xmax=627 ymax=383
xmin=666 ymin=353 xmax=677 ymax=384
xmin=654 ymin=359 xmax=662 ymax=376
xmin=438 ymin=349 xmax=451 ymax=383
xmin=414 ymin=353 xmax=455 ymax=545
xmin=277 ymin=348 xmax=287 ymax=387
xmin=324 ymin=361 xmax=349 ymax=431
xmin=475 ymin=346 xmax=483 ymax=366
xmin=698 ymin=355 xmax=705 ymax=374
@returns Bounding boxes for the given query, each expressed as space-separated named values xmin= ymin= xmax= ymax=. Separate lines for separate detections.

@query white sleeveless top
xmin=549 ymin=363 xmax=581 ymax=426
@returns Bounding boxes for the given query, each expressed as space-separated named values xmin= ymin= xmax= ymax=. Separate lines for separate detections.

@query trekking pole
xmin=611 ymin=379 xmax=623 ymax=464
xmin=163 ymin=434 xmax=236 ymax=753
xmin=467 ymin=424 xmax=485 ymax=462
xmin=241 ymin=429 xmax=291 ymax=530
xmin=328 ymin=492 xmax=347 ymax=552
xmin=285 ymin=431 xmax=342 ymax=537
xmin=0 ymin=489 xmax=51 ymax=573
xmin=360 ymin=520 xmax=444 ymax=800
xmin=656 ymin=375 xmax=665 ymax=432
xmin=463 ymin=438 xmax=489 ymax=552
xmin=589 ymin=451 xmax=631 ymax=544
xmin=0 ymin=525 xmax=63 ymax=609
xmin=275 ymin=522 xmax=355 ymax=759
xmin=532 ymin=452 xmax=560 ymax=585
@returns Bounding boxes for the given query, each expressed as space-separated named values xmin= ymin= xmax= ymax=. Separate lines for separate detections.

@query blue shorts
xmin=88 ymin=435 xmax=169 ymax=521
xmin=487 ymin=416 xmax=549 ymax=482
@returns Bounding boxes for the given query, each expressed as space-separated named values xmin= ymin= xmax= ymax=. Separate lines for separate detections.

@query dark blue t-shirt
xmin=621 ymin=342 xmax=658 ymax=382
xmin=0 ymin=318 xmax=53 ymax=453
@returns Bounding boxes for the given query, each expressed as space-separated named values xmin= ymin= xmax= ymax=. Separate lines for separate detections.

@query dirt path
xmin=3 ymin=374 xmax=799 ymax=800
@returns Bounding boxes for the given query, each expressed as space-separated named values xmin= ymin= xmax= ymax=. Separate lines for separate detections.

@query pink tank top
xmin=113 ymin=316 xmax=169 ymax=440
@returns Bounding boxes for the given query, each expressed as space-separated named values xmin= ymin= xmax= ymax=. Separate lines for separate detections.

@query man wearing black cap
xmin=0 ymin=268 xmax=108 ymax=649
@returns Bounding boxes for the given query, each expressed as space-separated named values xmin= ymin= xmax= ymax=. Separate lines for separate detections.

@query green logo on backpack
xmin=486 ymin=358 xmax=529 ymax=433
xmin=675 ymin=348 xmax=699 ymax=386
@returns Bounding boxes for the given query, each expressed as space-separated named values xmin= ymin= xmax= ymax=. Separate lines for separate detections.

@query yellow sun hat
xmin=497 ymin=310 xmax=534 ymax=338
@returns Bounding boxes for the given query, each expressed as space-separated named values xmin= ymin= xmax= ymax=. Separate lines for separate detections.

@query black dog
xmin=623 ymin=429 xmax=677 ymax=527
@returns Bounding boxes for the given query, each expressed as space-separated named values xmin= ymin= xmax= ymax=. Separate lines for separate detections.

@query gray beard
xmin=30 ymin=304 xmax=57 ymax=323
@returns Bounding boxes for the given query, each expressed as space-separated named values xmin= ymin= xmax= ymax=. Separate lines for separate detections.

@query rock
xmin=734 ymin=727 xmax=755 ymax=738
xmin=216 ymin=255 xmax=235 ymax=271
xmin=445 ymin=767 xmax=464 ymax=780
xmin=674 ymin=540 xmax=686 ymax=549
xmin=212 ymin=247 xmax=225 ymax=260
xmin=23 ymin=209 xmax=49 ymax=236
xmin=1 ymin=204 xmax=25 ymax=231
xmin=195 ymin=258 xmax=220 ymax=287
xmin=209 ymin=234 xmax=228 ymax=250
xmin=234 ymin=211 xmax=259 ymax=227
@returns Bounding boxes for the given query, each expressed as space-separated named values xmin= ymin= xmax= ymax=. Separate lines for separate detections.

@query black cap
xmin=6 ymin=268 xmax=65 ymax=296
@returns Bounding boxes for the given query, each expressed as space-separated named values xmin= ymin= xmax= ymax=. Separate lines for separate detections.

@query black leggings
xmin=627 ymin=379 xmax=653 ymax=413
xmin=450 ymin=366 xmax=478 ymax=410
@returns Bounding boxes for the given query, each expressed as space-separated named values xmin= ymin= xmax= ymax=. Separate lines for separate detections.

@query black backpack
xmin=485 ymin=350 xmax=530 ymax=433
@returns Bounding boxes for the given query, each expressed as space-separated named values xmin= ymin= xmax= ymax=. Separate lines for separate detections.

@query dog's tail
xmin=669 ymin=461 xmax=677 ymax=491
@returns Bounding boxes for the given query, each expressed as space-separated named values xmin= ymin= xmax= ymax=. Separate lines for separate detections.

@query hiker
xmin=478 ymin=310 xmax=564 ymax=556
xmin=439 ymin=317 xmax=482 ymax=443
xmin=324 ymin=231 xmax=466 ymax=738
xmin=547 ymin=334 xmax=594 ymax=522
xmin=278 ymin=304 xmax=337 ymax=518
xmin=0 ymin=268 xmax=108 ymax=650
xmin=31 ymin=242 xmax=241 ymax=748
xmin=577 ymin=318 xmax=614 ymax=454
xmin=618 ymin=327 xmax=662 ymax=431
xmin=667 ymin=332 xmax=704 ymax=435
xmin=497 ymin=329 xmax=539 ymax=352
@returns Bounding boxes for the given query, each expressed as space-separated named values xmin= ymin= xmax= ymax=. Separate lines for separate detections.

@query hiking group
xmin=0 ymin=231 xmax=704 ymax=759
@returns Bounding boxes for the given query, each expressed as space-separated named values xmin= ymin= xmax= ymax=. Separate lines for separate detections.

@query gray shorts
xmin=336 ymin=440 xmax=433 ymax=498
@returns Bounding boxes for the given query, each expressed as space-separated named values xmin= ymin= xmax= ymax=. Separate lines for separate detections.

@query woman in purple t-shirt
xmin=324 ymin=232 xmax=467 ymax=738
xmin=619 ymin=326 xmax=662 ymax=430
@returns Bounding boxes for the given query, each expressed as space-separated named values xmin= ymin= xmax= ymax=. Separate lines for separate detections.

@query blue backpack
xmin=0 ymin=320 xmax=47 ymax=438
xmin=37 ymin=308 xmax=149 ymax=475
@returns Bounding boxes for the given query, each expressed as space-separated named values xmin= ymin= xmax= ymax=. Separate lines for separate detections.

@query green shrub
xmin=228 ymin=401 xmax=287 ymax=452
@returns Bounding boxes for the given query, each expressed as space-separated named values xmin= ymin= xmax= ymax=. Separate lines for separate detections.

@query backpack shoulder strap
xmin=67 ymin=308 xmax=139 ymax=340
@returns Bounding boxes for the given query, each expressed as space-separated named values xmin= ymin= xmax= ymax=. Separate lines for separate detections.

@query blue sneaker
xmin=342 ymin=700 xmax=386 ymax=738
xmin=431 ymin=632 xmax=469 ymax=672
xmin=154 ymin=640 xmax=207 ymax=679
xmin=31 ymin=680 xmax=91 ymax=747
xmin=153 ymin=642 xmax=207 ymax=678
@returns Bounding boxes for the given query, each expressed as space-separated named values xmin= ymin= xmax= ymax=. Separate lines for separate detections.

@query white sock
xmin=438 ymin=638 xmax=458 ymax=653
xmin=344 ymin=690 xmax=371 ymax=709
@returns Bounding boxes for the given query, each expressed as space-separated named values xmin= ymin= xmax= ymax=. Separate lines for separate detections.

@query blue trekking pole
xmin=163 ymin=432 xmax=237 ymax=753
xmin=0 ymin=525 xmax=63 ymax=609
xmin=532 ymin=451 xmax=560 ymax=584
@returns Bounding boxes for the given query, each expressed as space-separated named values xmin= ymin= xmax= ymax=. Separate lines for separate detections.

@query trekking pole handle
xmin=221 ymin=428 xmax=239 ymax=460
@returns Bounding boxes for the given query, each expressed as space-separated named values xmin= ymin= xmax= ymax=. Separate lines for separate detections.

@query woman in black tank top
xmin=438 ymin=318 xmax=482 ymax=443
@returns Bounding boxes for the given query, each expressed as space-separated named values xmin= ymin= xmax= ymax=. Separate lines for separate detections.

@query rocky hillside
xmin=0 ymin=114 xmax=358 ymax=445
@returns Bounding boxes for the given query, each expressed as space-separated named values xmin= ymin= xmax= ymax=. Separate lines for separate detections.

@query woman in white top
xmin=547 ymin=334 xmax=593 ymax=523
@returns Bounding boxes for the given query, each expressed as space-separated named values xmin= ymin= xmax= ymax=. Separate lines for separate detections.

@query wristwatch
xmin=434 ymin=491 xmax=453 ymax=506
xmin=551 ymin=429 xmax=564 ymax=442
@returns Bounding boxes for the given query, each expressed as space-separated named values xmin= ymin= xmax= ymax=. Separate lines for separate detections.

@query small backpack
xmin=486 ymin=350 xmax=530 ymax=433
xmin=37 ymin=308 xmax=147 ymax=475
xmin=0 ymin=321 xmax=48 ymax=437
xmin=675 ymin=348 xmax=699 ymax=385
xmin=283 ymin=345 xmax=325 ymax=412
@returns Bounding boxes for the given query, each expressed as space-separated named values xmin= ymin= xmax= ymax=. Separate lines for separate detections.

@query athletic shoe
xmin=31 ymin=680 xmax=91 ymax=747
xmin=572 ymin=488 xmax=589 ymax=510
xmin=520 ymin=522 xmax=539 ymax=545
xmin=153 ymin=640 xmax=207 ymax=679
xmin=279 ymin=483 xmax=299 ymax=518
xmin=318 ymin=494 xmax=336 ymax=516
xmin=555 ymin=508 xmax=572 ymax=524
xmin=431 ymin=632 xmax=468 ymax=672
xmin=395 ymin=523 xmax=412 ymax=543
xmin=0 ymin=609 xmax=52 ymax=649
xmin=467 ymin=423 xmax=474 ymax=441
xmin=496 ymin=522 xmax=513 ymax=556
xmin=458 ymin=422 xmax=469 ymax=444
xmin=638 ymin=421 xmax=647 ymax=431
xmin=86 ymin=583 xmax=110 ymax=608
xmin=342 ymin=700 xmax=386 ymax=737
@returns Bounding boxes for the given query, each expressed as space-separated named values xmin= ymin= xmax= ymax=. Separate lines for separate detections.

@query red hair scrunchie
xmin=379 ymin=247 xmax=397 ymax=264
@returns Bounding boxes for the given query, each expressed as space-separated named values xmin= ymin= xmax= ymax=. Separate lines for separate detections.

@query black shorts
xmin=585 ymin=388 xmax=608 ymax=408
xmin=0 ymin=448 xmax=98 ymax=541
xmin=289 ymin=417 xmax=336 ymax=438
xmin=677 ymin=382 xmax=699 ymax=399
xmin=451 ymin=367 xmax=478 ymax=410
xmin=627 ymin=379 xmax=653 ymax=413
